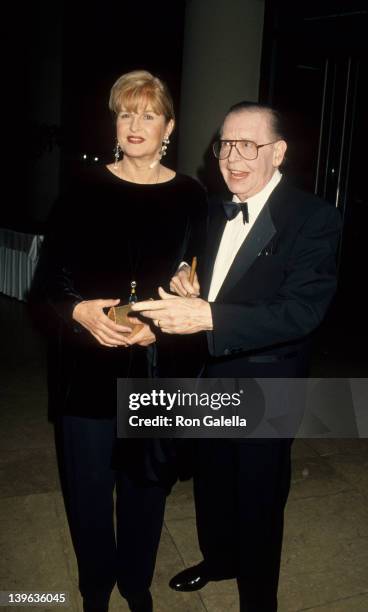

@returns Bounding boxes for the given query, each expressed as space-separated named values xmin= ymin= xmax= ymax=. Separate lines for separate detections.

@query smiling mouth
xmin=228 ymin=170 xmax=250 ymax=179
xmin=127 ymin=137 xmax=145 ymax=144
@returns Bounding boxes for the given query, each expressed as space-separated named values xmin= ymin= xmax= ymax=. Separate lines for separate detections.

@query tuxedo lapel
xmin=203 ymin=181 xmax=292 ymax=301
xmin=216 ymin=201 xmax=277 ymax=299
xmin=203 ymin=197 xmax=227 ymax=298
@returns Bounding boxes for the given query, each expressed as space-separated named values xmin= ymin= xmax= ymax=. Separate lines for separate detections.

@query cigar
xmin=189 ymin=256 xmax=197 ymax=284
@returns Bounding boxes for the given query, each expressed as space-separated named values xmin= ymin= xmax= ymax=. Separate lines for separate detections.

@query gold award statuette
xmin=107 ymin=303 xmax=144 ymax=338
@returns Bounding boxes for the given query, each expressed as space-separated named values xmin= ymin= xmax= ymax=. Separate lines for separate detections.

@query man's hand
xmin=131 ymin=287 xmax=213 ymax=335
xmin=170 ymin=263 xmax=200 ymax=297
xmin=72 ymin=299 xmax=133 ymax=347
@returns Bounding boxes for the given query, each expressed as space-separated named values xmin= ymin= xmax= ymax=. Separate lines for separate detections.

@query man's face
xmin=219 ymin=110 xmax=286 ymax=200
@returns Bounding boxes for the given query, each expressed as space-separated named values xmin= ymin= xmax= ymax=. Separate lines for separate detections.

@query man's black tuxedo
xmin=193 ymin=178 xmax=341 ymax=611
xmin=204 ymin=179 xmax=341 ymax=372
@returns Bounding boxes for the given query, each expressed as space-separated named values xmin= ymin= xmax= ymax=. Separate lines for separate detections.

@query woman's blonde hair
xmin=109 ymin=70 xmax=175 ymax=123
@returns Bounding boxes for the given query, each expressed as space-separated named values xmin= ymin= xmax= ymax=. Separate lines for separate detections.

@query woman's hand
xmin=72 ymin=299 xmax=133 ymax=347
xmin=170 ymin=264 xmax=200 ymax=297
xmin=126 ymin=317 xmax=156 ymax=347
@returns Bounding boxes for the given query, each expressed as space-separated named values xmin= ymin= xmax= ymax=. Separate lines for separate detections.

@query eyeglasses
xmin=212 ymin=139 xmax=278 ymax=160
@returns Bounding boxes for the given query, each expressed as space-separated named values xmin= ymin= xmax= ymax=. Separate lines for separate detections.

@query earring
xmin=114 ymin=141 xmax=122 ymax=168
xmin=159 ymin=136 xmax=170 ymax=158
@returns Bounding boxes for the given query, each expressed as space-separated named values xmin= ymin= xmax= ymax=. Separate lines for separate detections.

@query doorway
xmin=260 ymin=1 xmax=368 ymax=374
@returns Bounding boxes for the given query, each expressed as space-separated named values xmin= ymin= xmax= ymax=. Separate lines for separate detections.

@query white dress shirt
xmin=208 ymin=170 xmax=282 ymax=302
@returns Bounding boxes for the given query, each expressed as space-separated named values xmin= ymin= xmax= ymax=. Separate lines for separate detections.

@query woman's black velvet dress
xmin=33 ymin=165 xmax=207 ymax=488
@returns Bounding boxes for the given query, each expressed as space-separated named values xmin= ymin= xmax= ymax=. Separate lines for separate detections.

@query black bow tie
xmin=222 ymin=200 xmax=249 ymax=224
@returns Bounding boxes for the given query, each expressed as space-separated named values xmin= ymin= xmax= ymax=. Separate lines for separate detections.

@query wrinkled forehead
xmin=221 ymin=110 xmax=272 ymax=141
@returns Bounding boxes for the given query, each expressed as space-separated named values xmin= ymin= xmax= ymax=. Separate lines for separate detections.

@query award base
xmin=107 ymin=304 xmax=144 ymax=337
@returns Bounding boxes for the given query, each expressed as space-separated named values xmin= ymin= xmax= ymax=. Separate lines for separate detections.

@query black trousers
xmin=193 ymin=438 xmax=292 ymax=612
xmin=55 ymin=416 xmax=166 ymax=607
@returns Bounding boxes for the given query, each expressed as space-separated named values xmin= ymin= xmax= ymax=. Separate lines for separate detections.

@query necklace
xmin=128 ymin=280 xmax=137 ymax=304
xmin=124 ymin=163 xmax=160 ymax=303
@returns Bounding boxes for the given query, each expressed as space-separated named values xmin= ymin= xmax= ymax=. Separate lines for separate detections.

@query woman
xmin=32 ymin=70 xmax=207 ymax=612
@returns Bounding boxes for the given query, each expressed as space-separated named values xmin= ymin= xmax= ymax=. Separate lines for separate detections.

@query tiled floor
xmin=0 ymin=295 xmax=367 ymax=611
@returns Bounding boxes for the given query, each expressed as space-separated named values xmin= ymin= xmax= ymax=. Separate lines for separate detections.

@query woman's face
xmin=116 ymin=102 xmax=173 ymax=162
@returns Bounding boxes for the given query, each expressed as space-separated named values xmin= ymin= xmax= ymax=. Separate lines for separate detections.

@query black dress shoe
xmin=169 ymin=562 xmax=209 ymax=592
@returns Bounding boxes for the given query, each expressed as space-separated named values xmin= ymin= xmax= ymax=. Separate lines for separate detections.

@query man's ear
xmin=273 ymin=140 xmax=287 ymax=167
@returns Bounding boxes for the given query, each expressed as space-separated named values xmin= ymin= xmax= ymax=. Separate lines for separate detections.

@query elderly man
xmin=132 ymin=102 xmax=341 ymax=611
